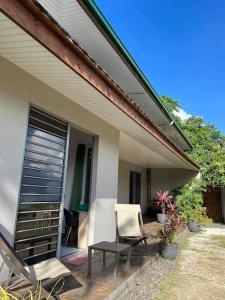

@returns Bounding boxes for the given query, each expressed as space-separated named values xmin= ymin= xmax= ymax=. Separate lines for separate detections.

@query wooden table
xmin=87 ymin=241 xmax=131 ymax=278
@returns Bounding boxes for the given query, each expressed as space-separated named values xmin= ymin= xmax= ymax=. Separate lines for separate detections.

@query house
xmin=0 ymin=0 xmax=199 ymax=272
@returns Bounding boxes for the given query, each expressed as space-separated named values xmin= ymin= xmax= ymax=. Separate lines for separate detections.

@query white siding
xmin=37 ymin=0 xmax=61 ymax=21
xmin=35 ymin=0 xmax=190 ymax=150
xmin=0 ymin=12 xmax=195 ymax=170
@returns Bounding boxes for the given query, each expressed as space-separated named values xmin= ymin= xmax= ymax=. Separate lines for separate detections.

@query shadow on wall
xmin=0 ymin=223 xmax=13 ymax=283
xmin=0 ymin=224 xmax=12 ymax=245
xmin=94 ymin=198 xmax=117 ymax=242
xmin=0 ymin=177 xmax=19 ymax=245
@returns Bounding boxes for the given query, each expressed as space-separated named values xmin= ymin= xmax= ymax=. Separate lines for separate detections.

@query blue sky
xmin=96 ymin=0 xmax=225 ymax=133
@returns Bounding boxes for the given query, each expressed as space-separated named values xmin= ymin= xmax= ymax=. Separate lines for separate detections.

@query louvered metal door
xmin=14 ymin=107 xmax=68 ymax=265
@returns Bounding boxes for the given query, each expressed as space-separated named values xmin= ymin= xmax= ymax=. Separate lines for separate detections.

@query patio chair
xmin=114 ymin=204 xmax=149 ymax=255
xmin=64 ymin=209 xmax=79 ymax=246
xmin=0 ymin=231 xmax=71 ymax=297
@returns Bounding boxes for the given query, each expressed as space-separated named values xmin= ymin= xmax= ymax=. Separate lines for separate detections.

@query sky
xmin=95 ymin=0 xmax=225 ymax=134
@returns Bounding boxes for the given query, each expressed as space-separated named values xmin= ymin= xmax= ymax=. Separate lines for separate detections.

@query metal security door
xmin=14 ymin=107 xmax=68 ymax=265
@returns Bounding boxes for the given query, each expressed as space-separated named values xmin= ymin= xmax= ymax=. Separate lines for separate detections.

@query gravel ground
xmin=153 ymin=224 xmax=225 ymax=300
xmin=115 ymin=224 xmax=225 ymax=300
xmin=112 ymin=229 xmax=188 ymax=300
xmin=115 ymin=255 xmax=176 ymax=300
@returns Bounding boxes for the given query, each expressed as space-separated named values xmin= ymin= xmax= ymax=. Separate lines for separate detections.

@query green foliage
xmin=175 ymin=178 xmax=212 ymax=225
xmin=160 ymin=96 xmax=179 ymax=113
xmin=160 ymin=96 xmax=182 ymax=126
xmin=0 ymin=277 xmax=65 ymax=300
xmin=158 ymin=198 xmax=184 ymax=245
xmin=0 ymin=286 xmax=35 ymax=300
xmin=158 ymin=224 xmax=176 ymax=245
xmin=176 ymin=178 xmax=205 ymax=215
xmin=160 ymin=96 xmax=225 ymax=187
xmin=183 ymin=207 xmax=212 ymax=226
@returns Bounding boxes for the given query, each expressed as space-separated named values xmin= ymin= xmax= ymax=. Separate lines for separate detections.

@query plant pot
xmin=187 ymin=221 xmax=200 ymax=232
xmin=160 ymin=242 xmax=178 ymax=260
xmin=157 ymin=213 xmax=168 ymax=224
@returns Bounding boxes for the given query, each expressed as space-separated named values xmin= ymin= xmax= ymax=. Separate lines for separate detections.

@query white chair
xmin=0 ymin=232 xmax=71 ymax=297
xmin=114 ymin=204 xmax=149 ymax=255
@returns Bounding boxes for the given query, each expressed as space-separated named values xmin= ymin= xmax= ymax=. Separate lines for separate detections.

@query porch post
xmin=146 ymin=168 xmax=152 ymax=207
xmin=88 ymin=132 xmax=120 ymax=245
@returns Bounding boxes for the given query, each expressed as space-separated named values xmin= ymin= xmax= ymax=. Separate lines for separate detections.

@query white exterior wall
xmin=151 ymin=168 xmax=197 ymax=197
xmin=117 ymin=163 xmax=197 ymax=212
xmin=117 ymin=159 xmax=147 ymax=212
xmin=89 ymin=134 xmax=119 ymax=244
xmin=0 ymin=74 xmax=28 ymax=244
xmin=0 ymin=56 xmax=119 ymax=247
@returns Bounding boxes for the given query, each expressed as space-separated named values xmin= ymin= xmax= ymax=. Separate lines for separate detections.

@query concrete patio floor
xmin=58 ymin=219 xmax=162 ymax=300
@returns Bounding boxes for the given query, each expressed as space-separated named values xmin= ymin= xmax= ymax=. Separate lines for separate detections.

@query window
xmin=129 ymin=171 xmax=141 ymax=204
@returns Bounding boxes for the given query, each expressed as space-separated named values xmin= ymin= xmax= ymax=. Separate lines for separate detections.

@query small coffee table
xmin=87 ymin=241 xmax=131 ymax=278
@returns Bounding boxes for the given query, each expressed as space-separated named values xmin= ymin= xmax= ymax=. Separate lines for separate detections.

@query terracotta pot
xmin=157 ymin=213 xmax=168 ymax=224
xmin=160 ymin=242 xmax=178 ymax=260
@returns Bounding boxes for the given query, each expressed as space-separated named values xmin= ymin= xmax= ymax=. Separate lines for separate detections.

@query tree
xmin=160 ymin=96 xmax=225 ymax=187
xmin=160 ymin=96 xmax=182 ymax=126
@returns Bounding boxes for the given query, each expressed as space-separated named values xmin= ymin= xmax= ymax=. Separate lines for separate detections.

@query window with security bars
xmin=14 ymin=107 xmax=68 ymax=265
xmin=129 ymin=171 xmax=141 ymax=204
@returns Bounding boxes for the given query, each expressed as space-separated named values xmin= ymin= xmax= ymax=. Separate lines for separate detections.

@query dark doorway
xmin=129 ymin=171 xmax=141 ymax=204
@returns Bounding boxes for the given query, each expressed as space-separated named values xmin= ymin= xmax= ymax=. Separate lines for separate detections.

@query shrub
xmin=176 ymin=178 xmax=206 ymax=215
xmin=183 ymin=207 xmax=212 ymax=226
xmin=176 ymin=178 xmax=212 ymax=225
xmin=159 ymin=222 xmax=176 ymax=245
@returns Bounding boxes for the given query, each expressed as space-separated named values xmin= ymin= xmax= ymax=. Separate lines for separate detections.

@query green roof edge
xmin=82 ymin=0 xmax=192 ymax=150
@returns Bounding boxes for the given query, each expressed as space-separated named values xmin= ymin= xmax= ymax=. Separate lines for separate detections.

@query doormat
xmin=60 ymin=246 xmax=79 ymax=258
xmin=63 ymin=254 xmax=88 ymax=266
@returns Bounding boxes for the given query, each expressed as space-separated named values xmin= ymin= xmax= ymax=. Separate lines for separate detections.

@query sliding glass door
xmin=14 ymin=107 xmax=68 ymax=265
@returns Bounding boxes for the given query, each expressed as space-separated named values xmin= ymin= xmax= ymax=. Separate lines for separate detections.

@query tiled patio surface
xmin=58 ymin=219 xmax=162 ymax=300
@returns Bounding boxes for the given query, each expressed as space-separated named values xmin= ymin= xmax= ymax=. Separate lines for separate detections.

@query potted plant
xmin=156 ymin=190 xmax=172 ymax=223
xmin=183 ymin=207 xmax=212 ymax=232
xmin=185 ymin=209 xmax=201 ymax=232
xmin=176 ymin=178 xmax=210 ymax=231
xmin=158 ymin=203 xmax=183 ymax=259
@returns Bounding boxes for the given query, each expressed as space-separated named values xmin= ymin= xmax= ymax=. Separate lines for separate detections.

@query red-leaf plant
xmin=156 ymin=190 xmax=173 ymax=214
xmin=159 ymin=202 xmax=184 ymax=245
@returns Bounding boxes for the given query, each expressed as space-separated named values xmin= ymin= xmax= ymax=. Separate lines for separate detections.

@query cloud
xmin=173 ymin=108 xmax=192 ymax=121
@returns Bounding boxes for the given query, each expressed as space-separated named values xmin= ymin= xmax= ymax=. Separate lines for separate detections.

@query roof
xmin=78 ymin=0 xmax=193 ymax=150
xmin=0 ymin=0 xmax=199 ymax=170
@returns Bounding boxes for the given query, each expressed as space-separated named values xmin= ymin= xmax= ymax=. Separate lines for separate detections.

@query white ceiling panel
xmin=36 ymin=0 xmax=190 ymax=150
xmin=0 ymin=13 xmax=194 ymax=169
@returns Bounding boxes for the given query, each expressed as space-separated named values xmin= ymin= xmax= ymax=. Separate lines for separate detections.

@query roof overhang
xmin=78 ymin=0 xmax=192 ymax=151
xmin=0 ymin=0 xmax=199 ymax=170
